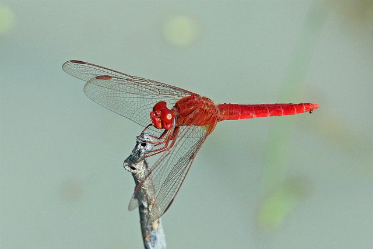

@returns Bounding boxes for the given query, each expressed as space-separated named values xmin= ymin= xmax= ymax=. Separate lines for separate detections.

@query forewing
xmin=62 ymin=60 xmax=193 ymax=130
xmin=62 ymin=60 xmax=193 ymax=96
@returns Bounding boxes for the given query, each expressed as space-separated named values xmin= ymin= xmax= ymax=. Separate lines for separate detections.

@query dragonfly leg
xmin=141 ymin=127 xmax=180 ymax=157
xmin=140 ymin=128 xmax=169 ymax=147
xmin=165 ymin=126 xmax=180 ymax=149
xmin=140 ymin=125 xmax=168 ymax=141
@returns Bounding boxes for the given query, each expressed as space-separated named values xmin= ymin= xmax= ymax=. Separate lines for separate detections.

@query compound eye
xmin=160 ymin=109 xmax=175 ymax=130
xmin=153 ymin=101 xmax=167 ymax=112
xmin=150 ymin=111 xmax=162 ymax=129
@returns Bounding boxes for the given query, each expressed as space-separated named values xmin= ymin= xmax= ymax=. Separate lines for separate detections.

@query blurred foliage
xmin=257 ymin=2 xmax=328 ymax=231
xmin=258 ymin=0 xmax=373 ymax=231
xmin=257 ymin=177 xmax=311 ymax=230
xmin=261 ymin=2 xmax=328 ymax=190
xmin=326 ymin=0 xmax=373 ymax=29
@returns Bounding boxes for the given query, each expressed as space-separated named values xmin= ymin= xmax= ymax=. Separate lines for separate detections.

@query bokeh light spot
xmin=163 ymin=15 xmax=200 ymax=46
xmin=0 ymin=3 xmax=15 ymax=35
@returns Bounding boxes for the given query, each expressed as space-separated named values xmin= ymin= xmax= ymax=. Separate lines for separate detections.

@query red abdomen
xmin=217 ymin=103 xmax=320 ymax=121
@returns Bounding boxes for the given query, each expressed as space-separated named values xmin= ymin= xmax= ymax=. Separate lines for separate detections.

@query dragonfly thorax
xmin=150 ymin=101 xmax=175 ymax=130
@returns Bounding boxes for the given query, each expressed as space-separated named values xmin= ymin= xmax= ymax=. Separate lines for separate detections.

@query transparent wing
xmin=129 ymin=114 xmax=217 ymax=221
xmin=62 ymin=60 xmax=193 ymax=130
xmin=83 ymin=76 xmax=188 ymax=132
xmin=62 ymin=60 xmax=194 ymax=95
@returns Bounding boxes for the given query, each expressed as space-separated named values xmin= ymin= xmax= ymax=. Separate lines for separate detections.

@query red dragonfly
xmin=62 ymin=60 xmax=319 ymax=221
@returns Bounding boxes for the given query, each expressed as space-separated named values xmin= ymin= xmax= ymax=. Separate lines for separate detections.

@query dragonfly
xmin=62 ymin=60 xmax=319 ymax=221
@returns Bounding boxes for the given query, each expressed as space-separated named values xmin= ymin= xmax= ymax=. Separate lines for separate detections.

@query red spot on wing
xmin=95 ymin=75 xmax=112 ymax=80
xmin=70 ymin=60 xmax=86 ymax=64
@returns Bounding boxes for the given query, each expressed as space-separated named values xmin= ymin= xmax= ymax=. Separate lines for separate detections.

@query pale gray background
xmin=1 ymin=1 xmax=373 ymax=248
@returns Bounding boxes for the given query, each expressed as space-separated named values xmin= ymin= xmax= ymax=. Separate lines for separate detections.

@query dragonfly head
xmin=150 ymin=101 xmax=175 ymax=130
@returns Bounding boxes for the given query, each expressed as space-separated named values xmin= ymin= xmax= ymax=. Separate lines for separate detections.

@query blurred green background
xmin=1 ymin=1 xmax=372 ymax=248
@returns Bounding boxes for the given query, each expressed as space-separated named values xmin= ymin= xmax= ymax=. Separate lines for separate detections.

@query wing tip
xmin=62 ymin=60 xmax=86 ymax=72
